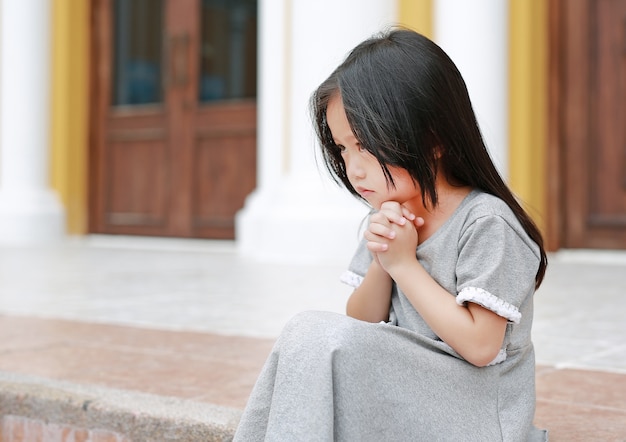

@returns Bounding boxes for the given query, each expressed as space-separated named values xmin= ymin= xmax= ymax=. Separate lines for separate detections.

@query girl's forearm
xmin=389 ymin=260 xmax=507 ymax=367
xmin=346 ymin=260 xmax=393 ymax=323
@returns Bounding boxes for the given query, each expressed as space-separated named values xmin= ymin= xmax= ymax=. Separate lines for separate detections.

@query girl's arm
xmin=367 ymin=202 xmax=507 ymax=367
xmin=346 ymin=259 xmax=393 ymax=323
xmin=389 ymin=262 xmax=507 ymax=367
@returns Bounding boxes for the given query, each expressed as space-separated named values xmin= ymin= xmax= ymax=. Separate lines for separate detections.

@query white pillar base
xmin=0 ymin=190 xmax=65 ymax=244
xmin=236 ymin=174 xmax=369 ymax=265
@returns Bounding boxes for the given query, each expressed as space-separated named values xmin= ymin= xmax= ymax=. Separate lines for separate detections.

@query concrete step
xmin=1 ymin=315 xmax=625 ymax=441
xmin=0 ymin=371 xmax=239 ymax=441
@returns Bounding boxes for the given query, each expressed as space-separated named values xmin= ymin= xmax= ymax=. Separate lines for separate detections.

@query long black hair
xmin=310 ymin=28 xmax=547 ymax=289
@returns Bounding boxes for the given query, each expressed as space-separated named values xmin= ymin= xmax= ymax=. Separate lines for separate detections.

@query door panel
xmin=107 ymin=126 xmax=168 ymax=228
xmin=192 ymin=103 xmax=256 ymax=238
xmin=192 ymin=0 xmax=258 ymax=238
xmin=551 ymin=0 xmax=626 ymax=248
xmin=588 ymin=0 xmax=626 ymax=236
xmin=90 ymin=0 xmax=257 ymax=238
xmin=193 ymin=132 xmax=255 ymax=235
xmin=191 ymin=0 xmax=257 ymax=238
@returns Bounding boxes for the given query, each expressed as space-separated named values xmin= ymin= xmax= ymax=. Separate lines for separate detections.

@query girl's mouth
xmin=356 ymin=187 xmax=373 ymax=197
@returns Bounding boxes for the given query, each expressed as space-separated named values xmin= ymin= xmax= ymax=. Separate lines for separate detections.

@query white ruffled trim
xmin=340 ymin=270 xmax=363 ymax=288
xmin=456 ymin=286 xmax=521 ymax=324
xmin=486 ymin=349 xmax=507 ymax=366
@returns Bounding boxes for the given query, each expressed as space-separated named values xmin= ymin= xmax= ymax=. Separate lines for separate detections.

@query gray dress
xmin=234 ymin=190 xmax=548 ymax=441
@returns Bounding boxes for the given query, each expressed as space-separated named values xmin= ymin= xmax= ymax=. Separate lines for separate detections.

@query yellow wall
xmin=508 ymin=0 xmax=548 ymax=233
xmin=50 ymin=0 xmax=90 ymax=234
xmin=398 ymin=0 xmax=433 ymax=38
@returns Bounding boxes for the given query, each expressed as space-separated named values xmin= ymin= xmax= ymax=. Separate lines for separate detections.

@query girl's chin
xmin=368 ymin=200 xmax=386 ymax=211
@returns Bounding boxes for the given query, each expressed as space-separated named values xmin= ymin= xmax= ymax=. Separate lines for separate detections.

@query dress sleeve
xmin=339 ymin=237 xmax=373 ymax=288
xmin=455 ymin=214 xmax=540 ymax=324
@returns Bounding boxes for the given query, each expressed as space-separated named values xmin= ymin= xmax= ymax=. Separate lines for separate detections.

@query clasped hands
xmin=364 ymin=201 xmax=424 ymax=274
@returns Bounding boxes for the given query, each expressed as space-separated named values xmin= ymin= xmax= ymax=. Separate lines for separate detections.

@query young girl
xmin=234 ymin=29 xmax=548 ymax=441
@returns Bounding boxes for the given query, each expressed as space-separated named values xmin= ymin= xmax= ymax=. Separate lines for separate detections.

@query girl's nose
xmin=346 ymin=156 xmax=365 ymax=181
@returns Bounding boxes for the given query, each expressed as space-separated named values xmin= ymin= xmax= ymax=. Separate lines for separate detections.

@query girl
xmin=234 ymin=29 xmax=548 ymax=441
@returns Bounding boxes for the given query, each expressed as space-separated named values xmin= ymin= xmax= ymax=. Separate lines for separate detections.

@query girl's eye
xmin=336 ymin=144 xmax=346 ymax=153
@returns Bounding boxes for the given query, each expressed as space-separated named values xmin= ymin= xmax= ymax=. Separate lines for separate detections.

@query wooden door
xmin=89 ymin=0 xmax=257 ymax=239
xmin=549 ymin=0 xmax=626 ymax=249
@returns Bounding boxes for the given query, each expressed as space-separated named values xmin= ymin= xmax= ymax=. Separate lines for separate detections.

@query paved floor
xmin=1 ymin=235 xmax=625 ymax=440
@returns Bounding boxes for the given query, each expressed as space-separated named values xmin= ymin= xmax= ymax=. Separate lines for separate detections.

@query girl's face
xmin=326 ymin=94 xmax=422 ymax=211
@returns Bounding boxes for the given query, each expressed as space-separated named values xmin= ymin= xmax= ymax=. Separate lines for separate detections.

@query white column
xmin=434 ymin=0 xmax=509 ymax=178
xmin=0 ymin=0 xmax=65 ymax=243
xmin=236 ymin=0 xmax=395 ymax=264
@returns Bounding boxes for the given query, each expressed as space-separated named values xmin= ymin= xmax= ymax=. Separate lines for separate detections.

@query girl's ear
xmin=434 ymin=145 xmax=444 ymax=160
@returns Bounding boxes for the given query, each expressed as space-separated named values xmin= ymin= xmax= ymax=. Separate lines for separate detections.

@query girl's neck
xmin=405 ymin=181 xmax=472 ymax=244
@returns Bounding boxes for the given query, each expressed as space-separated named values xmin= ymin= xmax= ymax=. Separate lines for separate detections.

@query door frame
xmin=547 ymin=0 xmax=566 ymax=251
xmin=88 ymin=0 xmax=108 ymax=235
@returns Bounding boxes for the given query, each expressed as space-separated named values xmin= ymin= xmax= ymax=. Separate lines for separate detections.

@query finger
xmin=413 ymin=216 xmax=425 ymax=228
xmin=371 ymin=207 xmax=406 ymax=227
xmin=379 ymin=208 xmax=407 ymax=226
xmin=400 ymin=205 xmax=416 ymax=221
xmin=366 ymin=240 xmax=388 ymax=253
xmin=368 ymin=211 xmax=391 ymax=226
xmin=379 ymin=201 xmax=402 ymax=212
xmin=367 ymin=222 xmax=396 ymax=239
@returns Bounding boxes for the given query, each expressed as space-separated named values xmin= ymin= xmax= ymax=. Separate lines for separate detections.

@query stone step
xmin=0 ymin=371 xmax=239 ymax=441
xmin=1 ymin=315 xmax=625 ymax=441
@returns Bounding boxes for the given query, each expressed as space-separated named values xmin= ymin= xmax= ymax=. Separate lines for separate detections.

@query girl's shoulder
xmin=460 ymin=190 xmax=514 ymax=219
xmin=455 ymin=190 xmax=539 ymax=254
xmin=420 ymin=190 xmax=510 ymax=248
xmin=453 ymin=190 xmax=523 ymax=232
